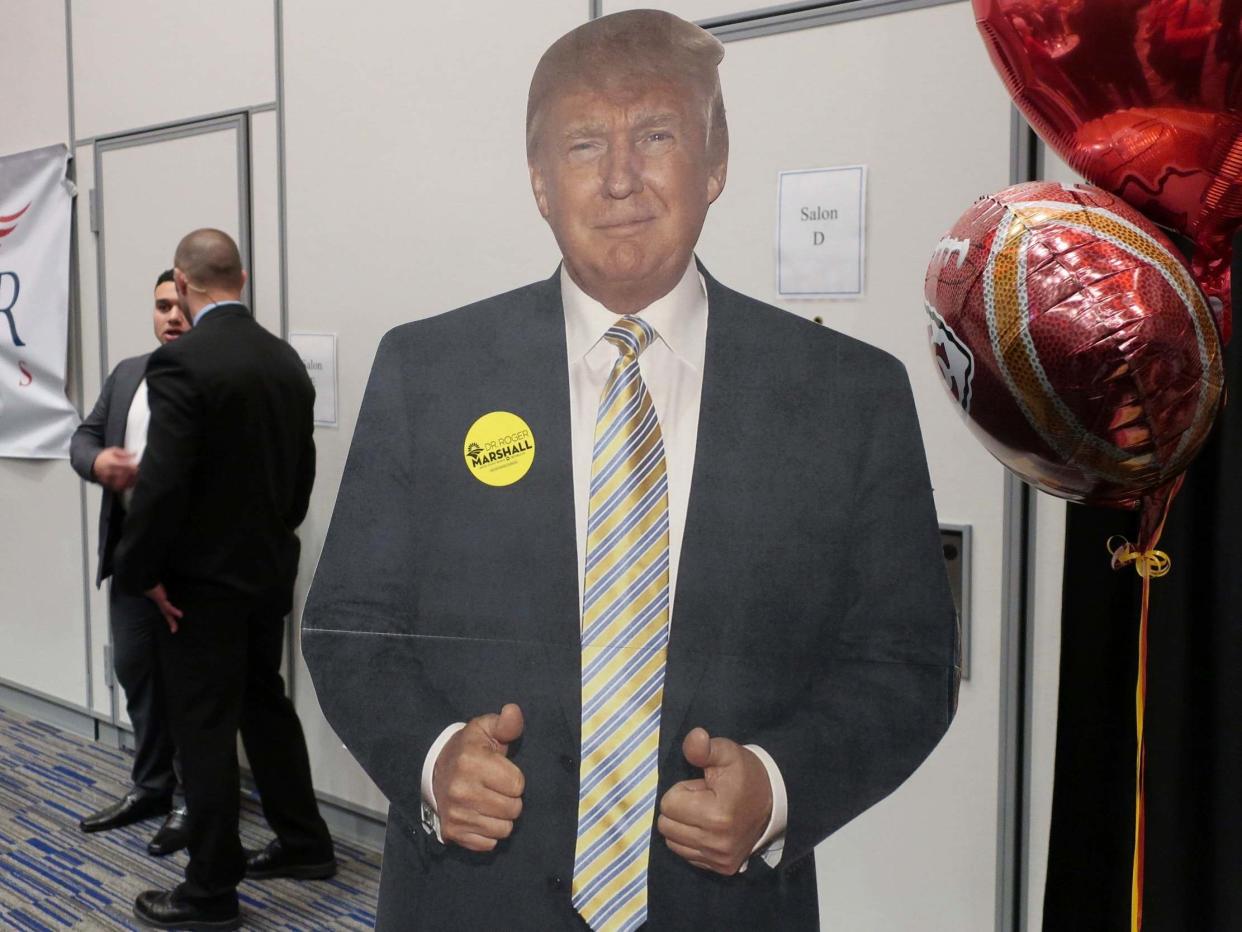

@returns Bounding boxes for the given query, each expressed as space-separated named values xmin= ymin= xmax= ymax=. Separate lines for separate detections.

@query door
xmin=91 ymin=113 xmax=257 ymax=728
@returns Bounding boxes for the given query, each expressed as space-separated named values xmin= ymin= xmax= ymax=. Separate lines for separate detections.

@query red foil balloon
xmin=925 ymin=181 xmax=1223 ymax=506
xmin=973 ymin=0 xmax=1242 ymax=343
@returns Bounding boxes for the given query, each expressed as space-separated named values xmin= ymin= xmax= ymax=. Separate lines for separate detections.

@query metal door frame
xmin=89 ymin=111 xmax=254 ymax=726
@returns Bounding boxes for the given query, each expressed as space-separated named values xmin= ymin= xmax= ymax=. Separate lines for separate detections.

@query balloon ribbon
xmin=1108 ymin=476 xmax=1181 ymax=932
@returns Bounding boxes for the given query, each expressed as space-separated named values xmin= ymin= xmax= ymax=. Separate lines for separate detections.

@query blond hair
xmin=526 ymin=10 xmax=728 ymax=164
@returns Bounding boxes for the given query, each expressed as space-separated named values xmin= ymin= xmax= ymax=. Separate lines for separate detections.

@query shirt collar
xmin=561 ymin=258 xmax=707 ymax=371
xmin=192 ymin=300 xmax=242 ymax=327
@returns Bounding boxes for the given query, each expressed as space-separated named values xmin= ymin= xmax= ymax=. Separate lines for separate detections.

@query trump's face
xmin=529 ymin=79 xmax=726 ymax=314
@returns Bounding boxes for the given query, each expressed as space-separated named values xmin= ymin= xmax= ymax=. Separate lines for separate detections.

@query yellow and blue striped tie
xmin=572 ymin=315 xmax=670 ymax=932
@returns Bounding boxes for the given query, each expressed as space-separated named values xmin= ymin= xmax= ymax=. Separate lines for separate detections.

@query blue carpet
xmin=0 ymin=706 xmax=380 ymax=930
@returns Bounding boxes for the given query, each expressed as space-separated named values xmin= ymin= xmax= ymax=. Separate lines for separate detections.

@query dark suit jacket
xmin=114 ymin=304 xmax=316 ymax=611
xmin=70 ymin=352 xmax=150 ymax=587
xmin=301 ymin=268 xmax=959 ymax=930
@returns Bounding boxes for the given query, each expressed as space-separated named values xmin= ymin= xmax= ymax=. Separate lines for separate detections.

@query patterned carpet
xmin=0 ymin=706 xmax=380 ymax=930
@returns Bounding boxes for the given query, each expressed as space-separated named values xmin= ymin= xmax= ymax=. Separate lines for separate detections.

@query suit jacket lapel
xmin=658 ymin=266 xmax=744 ymax=765
xmin=522 ymin=272 xmax=584 ymax=747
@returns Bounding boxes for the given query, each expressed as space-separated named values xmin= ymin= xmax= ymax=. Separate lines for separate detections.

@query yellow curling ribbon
xmin=1107 ymin=537 xmax=1172 ymax=579
xmin=1108 ymin=507 xmax=1177 ymax=932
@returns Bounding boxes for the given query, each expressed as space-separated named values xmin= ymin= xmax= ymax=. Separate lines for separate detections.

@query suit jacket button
xmin=548 ymin=875 xmax=564 ymax=891
xmin=560 ymin=754 xmax=576 ymax=773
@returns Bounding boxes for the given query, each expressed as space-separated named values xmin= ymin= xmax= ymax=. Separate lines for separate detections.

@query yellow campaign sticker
xmin=464 ymin=411 xmax=535 ymax=487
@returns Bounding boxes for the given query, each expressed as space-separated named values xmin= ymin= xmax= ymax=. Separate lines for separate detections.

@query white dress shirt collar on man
xmin=192 ymin=300 xmax=242 ymax=327
xmin=561 ymin=257 xmax=707 ymax=375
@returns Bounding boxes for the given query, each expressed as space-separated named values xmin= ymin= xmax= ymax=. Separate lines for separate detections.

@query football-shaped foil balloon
xmin=924 ymin=181 xmax=1224 ymax=507
xmin=972 ymin=0 xmax=1242 ymax=344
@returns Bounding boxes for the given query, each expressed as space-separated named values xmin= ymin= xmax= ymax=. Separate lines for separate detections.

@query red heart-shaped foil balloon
xmin=973 ymin=0 xmax=1242 ymax=343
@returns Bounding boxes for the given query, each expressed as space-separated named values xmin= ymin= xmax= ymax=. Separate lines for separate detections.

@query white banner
xmin=0 ymin=144 xmax=78 ymax=459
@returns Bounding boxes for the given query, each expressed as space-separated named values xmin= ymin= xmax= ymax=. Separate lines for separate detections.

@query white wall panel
xmin=0 ymin=461 xmax=90 ymax=709
xmin=70 ymin=0 xmax=275 ymax=140
xmin=0 ymin=1 xmax=69 ymax=153
xmin=282 ymin=0 xmax=587 ymax=816
xmin=249 ymin=110 xmax=281 ymax=335
xmin=694 ymin=5 xmax=1010 ymax=928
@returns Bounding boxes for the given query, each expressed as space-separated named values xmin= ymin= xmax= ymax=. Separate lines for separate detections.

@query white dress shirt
xmin=420 ymin=260 xmax=787 ymax=868
xmin=120 ymin=378 xmax=150 ymax=511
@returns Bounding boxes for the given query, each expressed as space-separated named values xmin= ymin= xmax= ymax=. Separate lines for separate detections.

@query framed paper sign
xmin=288 ymin=331 xmax=338 ymax=428
xmin=777 ymin=165 xmax=867 ymax=299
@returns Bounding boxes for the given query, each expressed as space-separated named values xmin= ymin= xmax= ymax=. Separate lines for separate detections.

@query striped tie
xmin=572 ymin=315 xmax=670 ymax=932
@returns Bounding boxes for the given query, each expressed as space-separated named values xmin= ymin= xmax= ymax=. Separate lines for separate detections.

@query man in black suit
xmin=71 ymin=269 xmax=192 ymax=857
xmin=303 ymin=11 xmax=958 ymax=931
xmin=115 ymin=229 xmax=334 ymax=931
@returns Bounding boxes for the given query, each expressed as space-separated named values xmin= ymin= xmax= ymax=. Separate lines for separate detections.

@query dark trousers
xmin=109 ymin=585 xmax=183 ymax=805
xmin=157 ymin=596 xmax=332 ymax=904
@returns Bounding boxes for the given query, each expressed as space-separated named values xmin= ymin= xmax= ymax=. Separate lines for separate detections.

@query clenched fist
xmin=657 ymin=727 xmax=773 ymax=875
xmin=432 ymin=703 xmax=526 ymax=852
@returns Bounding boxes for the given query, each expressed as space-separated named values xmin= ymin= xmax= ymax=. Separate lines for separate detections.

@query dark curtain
xmin=1043 ymin=274 xmax=1242 ymax=929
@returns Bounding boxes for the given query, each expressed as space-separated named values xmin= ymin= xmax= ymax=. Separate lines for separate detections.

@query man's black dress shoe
xmin=148 ymin=806 xmax=192 ymax=857
xmin=79 ymin=791 xmax=171 ymax=834
xmin=244 ymin=838 xmax=337 ymax=880
xmin=132 ymin=890 xmax=241 ymax=931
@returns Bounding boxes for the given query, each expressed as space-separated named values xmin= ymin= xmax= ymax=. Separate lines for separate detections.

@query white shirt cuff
xmin=742 ymin=743 xmax=788 ymax=870
xmin=419 ymin=727 xmax=789 ymax=866
xmin=419 ymin=722 xmax=466 ymax=842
